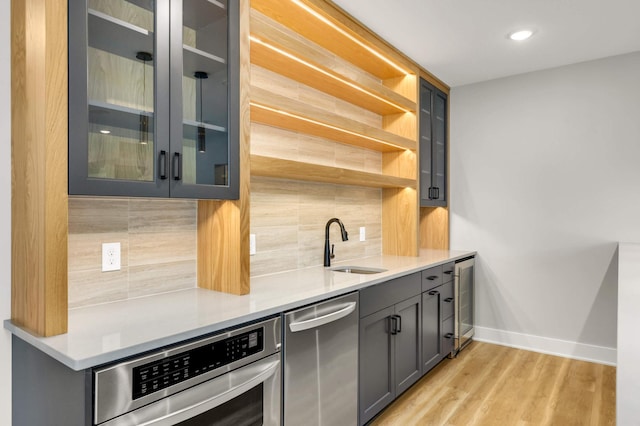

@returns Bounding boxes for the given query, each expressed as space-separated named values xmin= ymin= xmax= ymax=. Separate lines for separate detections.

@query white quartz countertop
xmin=4 ymin=249 xmax=475 ymax=370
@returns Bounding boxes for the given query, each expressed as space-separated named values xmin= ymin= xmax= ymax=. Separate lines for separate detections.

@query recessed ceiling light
xmin=509 ymin=30 xmax=534 ymax=41
xmin=99 ymin=129 xmax=111 ymax=134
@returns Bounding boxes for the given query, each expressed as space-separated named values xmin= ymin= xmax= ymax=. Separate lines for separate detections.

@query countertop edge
xmin=5 ymin=250 xmax=476 ymax=370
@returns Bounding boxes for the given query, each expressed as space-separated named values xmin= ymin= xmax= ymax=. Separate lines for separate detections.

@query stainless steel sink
xmin=330 ymin=266 xmax=387 ymax=274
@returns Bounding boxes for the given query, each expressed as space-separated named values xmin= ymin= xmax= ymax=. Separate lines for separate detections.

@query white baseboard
xmin=474 ymin=326 xmax=616 ymax=366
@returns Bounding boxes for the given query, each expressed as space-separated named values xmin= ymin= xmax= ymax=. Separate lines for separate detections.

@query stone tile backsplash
xmin=67 ymin=198 xmax=197 ymax=308
xmin=250 ymin=177 xmax=382 ymax=277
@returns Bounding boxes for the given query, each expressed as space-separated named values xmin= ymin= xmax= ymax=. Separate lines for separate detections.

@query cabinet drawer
xmin=360 ymin=273 xmax=421 ymax=318
xmin=421 ymin=266 xmax=443 ymax=291
xmin=440 ymin=281 xmax=454 ymax=320
xmin=441 ymin=316 xmax=454 ymax=358
xmin=441 ymin=262 xmax=455 ymax=283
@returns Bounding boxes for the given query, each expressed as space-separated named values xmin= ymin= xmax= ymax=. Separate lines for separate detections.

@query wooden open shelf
xmin=251 ymin=0 xmax=414 ymax=80
xmin=250 ymin=87 xmax=416 ymax=152
xmin=251 ymin=155 xmax=416 ymax=189
xmin=250 ymin=10 xmax=416 ymax=116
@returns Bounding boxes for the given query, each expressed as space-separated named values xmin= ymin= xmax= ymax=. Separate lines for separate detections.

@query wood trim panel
xmin=197 ymin=0 xmax=251 ymax=295
xmin=383 ymin=74 xmax=418 ymax=103
xmin=420 ymin=207 xmax=449 ymax=250
xmin=382 ymin=188 xmax=418 ymax=256
xmin=11 ymin=0 xmax=69 ymax=336
xmin=251 ymin=87 xmax=416 ymax=152
xmin=251 ymin=155 xmax=416 ymax=189
xmin=382 ymin=113 xmax=417 ymax=143
xmin=250 ymin=10 xmax=416 ymax=115
xmin=381 ymin=149 xmax=418 ymax=256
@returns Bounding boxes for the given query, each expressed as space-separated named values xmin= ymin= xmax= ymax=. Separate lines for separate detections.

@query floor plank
xmin=371 ymin=341 xmax=616 ymax=426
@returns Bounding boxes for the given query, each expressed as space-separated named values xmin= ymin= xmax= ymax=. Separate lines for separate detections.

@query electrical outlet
xmin=249 ymin=234 xmax=256 ymax=256
xmin=359 ymin=227 xmax=366 ymax=242
xmin=102 ymin=242 xmax=121 ymax=272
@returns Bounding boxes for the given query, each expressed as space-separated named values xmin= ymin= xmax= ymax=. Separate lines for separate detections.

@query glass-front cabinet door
xmin=170 ymin=0 xmax=239 ymax=199
xmin=419 ymin=78 xmax=447 ymax=207
xmin=69 ymin=0 xmax=239 ymax=199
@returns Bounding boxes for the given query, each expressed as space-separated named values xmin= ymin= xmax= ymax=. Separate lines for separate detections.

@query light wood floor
xmin=371 ymin=341 xmax=616 ymax=426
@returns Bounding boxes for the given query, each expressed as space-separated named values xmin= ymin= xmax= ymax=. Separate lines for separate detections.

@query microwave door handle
xmin=135 ymin=359 xmax=280 ymax=426
xmin=289 ymin=302 xmax=357 ymax=332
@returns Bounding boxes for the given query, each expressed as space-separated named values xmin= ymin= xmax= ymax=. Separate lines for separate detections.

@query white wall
xmin=450 ymin=52 xmax=640 ymax=364
xmin=617 ymin=243 xmax=640 ymax=424
xmin=0 ymin=0 xmax=11 ymax=421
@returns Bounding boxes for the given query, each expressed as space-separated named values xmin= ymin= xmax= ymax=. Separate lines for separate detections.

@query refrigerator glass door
xmin=455 ymin=257 xmax=475 ymax=355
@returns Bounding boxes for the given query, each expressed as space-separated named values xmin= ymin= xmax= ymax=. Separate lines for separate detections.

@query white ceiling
xmin=331 ymin=0 xmax=640 ymax=87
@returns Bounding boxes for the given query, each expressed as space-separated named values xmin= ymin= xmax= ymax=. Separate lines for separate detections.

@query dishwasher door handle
xmin=289 ymin=302 xmax=357 ymax=332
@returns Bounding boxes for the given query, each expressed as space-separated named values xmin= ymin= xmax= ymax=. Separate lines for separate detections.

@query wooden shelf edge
xmin=251 ymin=155 xmax=416 ymax=189
xmin=250 ymin=87 xmax=417 ymax=152
xmin=251 ymin=0 xmax=414 ymax=80
xmin=250 ymin=10 xmax=416 ymax=115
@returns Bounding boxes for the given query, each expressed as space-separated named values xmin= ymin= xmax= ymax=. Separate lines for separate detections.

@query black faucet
xmin=324 ymin=218 xmax=348 ymax=267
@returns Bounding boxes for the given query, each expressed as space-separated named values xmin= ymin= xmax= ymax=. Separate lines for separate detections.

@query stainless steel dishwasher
xmin=283 ymin=292 xmax=359 ymax=426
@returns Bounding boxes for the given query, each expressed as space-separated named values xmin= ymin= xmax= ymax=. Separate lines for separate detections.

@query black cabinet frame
xmin=419 ymin=78 xmax=447 ymax=207
xmin=68 ymin=0 xmax=239 ymax=199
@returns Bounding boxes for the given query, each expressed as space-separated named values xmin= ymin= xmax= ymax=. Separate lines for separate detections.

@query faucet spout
xmin=324 ymin=218 xmax=348 ymax=267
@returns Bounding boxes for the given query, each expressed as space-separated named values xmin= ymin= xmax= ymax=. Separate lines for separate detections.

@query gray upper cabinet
xmin=69 ymin=0 xmax=239 ymax=199
xmin=419 ymin=78 xmax=447 ymax=207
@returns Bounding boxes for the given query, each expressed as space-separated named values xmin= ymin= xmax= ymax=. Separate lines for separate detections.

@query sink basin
xmin=331 ymin=266 xmax=387 ymax=274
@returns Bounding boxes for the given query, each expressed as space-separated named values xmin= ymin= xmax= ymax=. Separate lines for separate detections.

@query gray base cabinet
xmin=12 ymin=336 xmax=91 ymax=426
xmin=359 ymin=306 xmax=395 ymax=424
xmin=393 ymin=295 xmax=422 ymax=396
xmin=421 ymin=262 xmax=455 ymax=376
xmin=359 ymin=273 xmax=422 ymax=425
xmin=421 ymin=288 xmax=442 ymax=373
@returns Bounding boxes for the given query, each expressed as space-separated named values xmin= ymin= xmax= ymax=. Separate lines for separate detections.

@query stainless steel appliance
xmin=283 ymin=292 xmax=359 ymax=426
xmin=453 ymin=257 xmax=475 ymax=356
xmin=93 ymin=317 xmax=281 ymax=425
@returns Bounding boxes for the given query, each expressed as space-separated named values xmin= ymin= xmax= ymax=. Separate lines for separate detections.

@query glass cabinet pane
xmin=433 ymin=92 xmax=446 ymax=201
xmin=419 ymin=82 xmax=433 ymax=201
xmin=86 ymin=0 xmax=157 ymax=182
xmin=182 ymin=0 xmax=229 ymax=187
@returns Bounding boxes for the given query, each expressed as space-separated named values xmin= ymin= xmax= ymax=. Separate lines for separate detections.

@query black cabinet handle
xmin=159 ymin=150 xmax=168 ymax=180
xmin=443 ymin=270 xmax=453 ymax=275
xmin=428 ymin=187 xmax=437 ymax=200
xmin=390 ymin=316 xmax=398 ymax=335
xmin=426 ymin=275 xmax=438 ymax=281
xmin=444 ymin=333 xmax=454 ymax=339
xmin=428 ymin=187 xmax=440 ymax=200
xmin=428 ymin=290 xmax=439 ymax=296
xmin=444 ymin=297 xmax=454 ymax=303
xmin=395 ymin=315 xmax=401 ymax=333
xmin=173 ymin=152 xmax=181 ymax=181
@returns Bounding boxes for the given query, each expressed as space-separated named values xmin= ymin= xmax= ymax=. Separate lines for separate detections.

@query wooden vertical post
xmin=197 ymin=0 xmax=251 ymax=295
xmin=11 ymin=0 xmax=69 ymax=336
xmin=382 ymin=74 xmax=419 ymax=257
